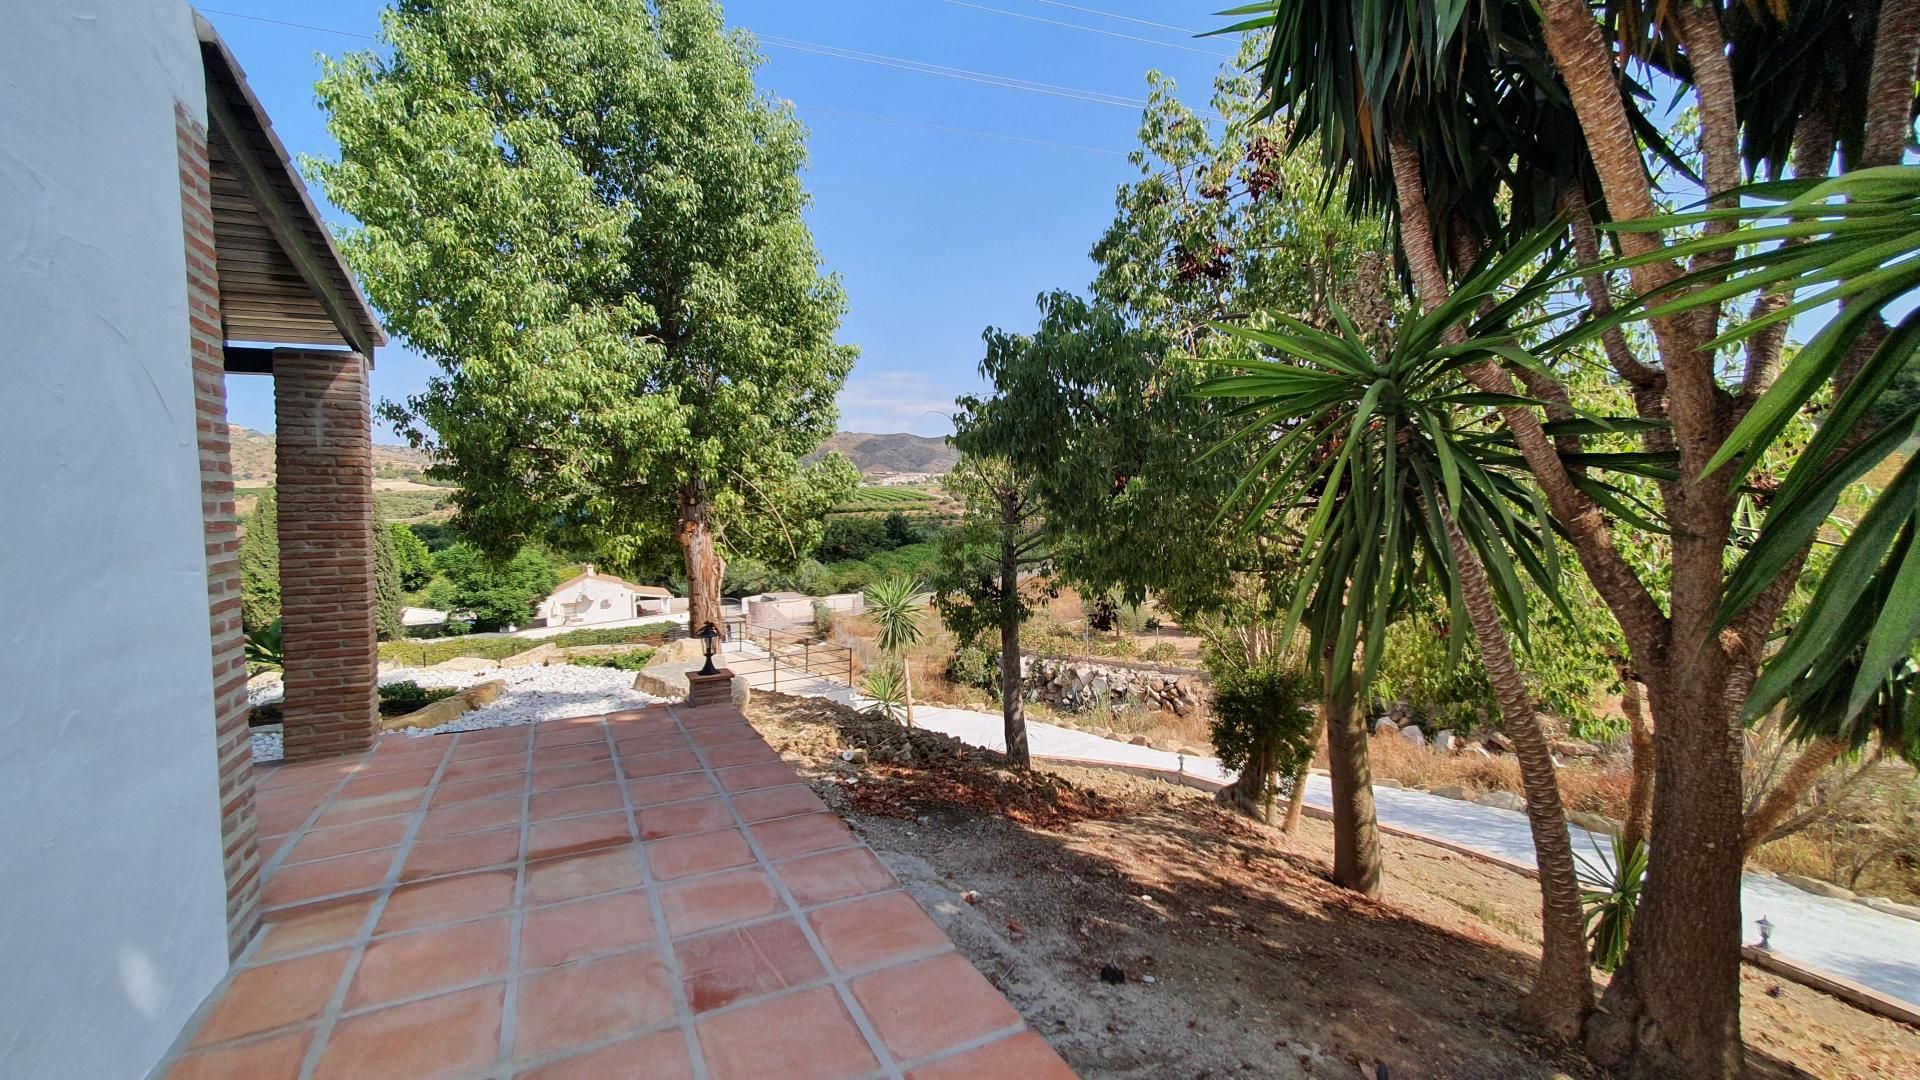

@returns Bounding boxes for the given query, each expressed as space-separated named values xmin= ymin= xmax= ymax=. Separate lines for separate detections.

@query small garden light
xmin=698 ymin=621 xmax=720 ymax=676
xmin=1755 ymin=915 xmax=1773 ymax=951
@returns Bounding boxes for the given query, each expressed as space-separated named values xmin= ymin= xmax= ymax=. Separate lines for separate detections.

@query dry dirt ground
xmin=744 ymin=693 xmax=1920 ymax=1080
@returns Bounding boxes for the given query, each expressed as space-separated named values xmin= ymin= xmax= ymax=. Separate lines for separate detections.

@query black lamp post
xmin=697 ymin=622 xmax=720 ymax=676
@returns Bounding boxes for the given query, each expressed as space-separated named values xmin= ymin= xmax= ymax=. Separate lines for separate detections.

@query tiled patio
xmin=157 ymin=703 xmax=1076 ymax=1079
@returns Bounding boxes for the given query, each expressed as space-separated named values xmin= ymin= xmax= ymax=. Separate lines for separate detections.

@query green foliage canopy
xmin=426 ymin=543 xmax=558 ymax=632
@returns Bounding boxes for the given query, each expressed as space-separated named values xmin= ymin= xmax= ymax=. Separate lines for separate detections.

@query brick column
xmin=274 ymin=348 xmax=380 ymax=761
xmin=179 ymin=102 xmax=263 ymax=957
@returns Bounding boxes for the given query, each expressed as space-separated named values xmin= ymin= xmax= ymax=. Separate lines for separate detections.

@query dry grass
xmin=1356 ymin=733 xmax=1635 ymax=818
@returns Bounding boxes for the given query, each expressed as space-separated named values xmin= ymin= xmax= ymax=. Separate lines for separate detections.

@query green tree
xmin=929 ymin=455 xmax=1048 ymax=767
xmin=862 ymin=574 xmax=931 ymax=727
xmin=388 ymin=522 xmax=435 ymax=592
xmin=372 ymin=517 xmax=405 ymax=641
xmin=1207 ymin=661 xmax=1318 ymax=824
xmin=239 ymin=491 xmax=279 ymax=633
xmin=426 ymin=543 xmax=557 ymax=632
xmin=312 ymin=0 xmax=858 ymax=636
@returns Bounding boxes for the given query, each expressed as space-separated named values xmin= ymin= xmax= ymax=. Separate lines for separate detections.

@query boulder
xmin=1550 ymin=739 xmax=1601 ymax=759
xmin=1483 ymin=732 xmax=1515 ymax=754
xmin=1433 ymin=730 xmax=1457 ymax=753
xmin=1373 ymin=778 xmax=1404 ymax=790
xmin=651 ymin=637 xmax=710 ymax=665
xmin=432 ymin=655 xmax=500 ymax=673
xmin=1374 ymin=718 xmax=1400 ymax=737
xmin=1128 ymin=734 xmax=1150 ymax=747
xmin=1430 ymin=785 xmax=1469 ymax=800
xmin=1568 ymin=811 xmax=1622 ymax=836
xmin=1473 ymin=791 xmax=1527 ymax=812
xmin=464 ymin=679 xmax=507 ymax=707
xmin=1399 ymin=725 xmax=1427 ymax=748
xmin=1861 ymin=897 xmax=1920 ymax=922
xmin=1467 ymin=744 xmax=1493 ymax=758
xmin=1780 ymin=873 xmax=1857 ymax=900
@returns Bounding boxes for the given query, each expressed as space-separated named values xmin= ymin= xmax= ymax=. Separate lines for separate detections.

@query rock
xmin=1568 ymin=811 xmax=1622 ymax=836
xmin=1434 ymin=730 xmax=1457 ymax=752
xmin=464 ymin=679 xmax=507 ymax=707
xmin=1551 ymin=739 xmax=1601 ymax=759
xmin=1861 ymin=897 xmax=1920 ymax=922
xmin=1780 ymin=873 xmax=1857 ymax=900
xmin=1373 ymin=778 xmax=1404 ymax=790
xmin=1467 ymin=745 xmax=1493 ymax=758
xmin=1099 ymin=963 xmax=1127 ymax=985
xmin=651 ymin=637 xmax=710 ymax=665
xmin=1473 ymin=791 xmax=1527 ymax=812
xmin=1399 ymin=725 xmax=1427 ymax=748
xmin=840 ymin=748 xmax=869 ymax=765
xmin=1431 ymin=785 xmax=1469 ymax=800
xmin=246 ymin=670 xmax=282 ymax=690
xmin=1128 ymin=734 xmax=1150 ymax=747
xmin=431 ymin=655 xmax=500 ymax=673
xmin=1483 ymin=732 xmax=1515 ymax=754
xmin=383 ymin=694 xmax=471 ymax=732
xmin=1374 ymin=718 xmax=1400 ymax=737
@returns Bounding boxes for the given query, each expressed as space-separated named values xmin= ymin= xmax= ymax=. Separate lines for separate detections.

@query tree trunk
xmin=1219 ymin=743 xmax=1279 ymax=824
xmin=1441 ymin=513 xmax=1593 ymax=1038
xmin=1615 ymin=655 xmax=1655 ymax=853
xmin=998 ymin=524 xmax=1030 ymax=767
xmin=1322 ymin=652 xmax=1381 ymax=897
xmin=1282 ymin=709 xmax=1326 ymax=835
xmin=679 ymin=479 xmax=726 ymax=636
xmin=1742 ymin=736 xmax=1847 ymax=856
xmin=902 ymin=657 xmax=915 ymax=729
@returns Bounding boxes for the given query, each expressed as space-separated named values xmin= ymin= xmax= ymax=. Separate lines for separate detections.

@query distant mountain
xmin=815 ymin=432 xmax=957 ymax=479
xmin=229 ymin=425 xmax=436 ymax=487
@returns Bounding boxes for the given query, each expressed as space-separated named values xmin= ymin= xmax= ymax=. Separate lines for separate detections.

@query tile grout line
xmin=492 ymin=724 xmax=540 ymax=1073
xmin=291 ymin=735 xmax=459 ymax=1080
xmin=604 ymin=707 xmax=714 ymax=1080
xmin=674 ymin=702 xmax=909 ymax=1080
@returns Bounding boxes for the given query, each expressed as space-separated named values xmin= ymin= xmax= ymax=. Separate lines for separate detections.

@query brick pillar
xmin=179 ymin=101 xmax=262 ymax=957
xmin=274 ymin=348 xmax=380 ymax=761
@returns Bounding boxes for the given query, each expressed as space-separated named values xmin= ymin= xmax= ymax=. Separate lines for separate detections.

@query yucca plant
xmin=860 ymin=662 xmax=909 ymax=725
xmin=245 ymin=619 xmax=285 ymax=672
xmin=863 ymin=574 xmax=931 ymax=727
xmin=1576 ymin=832 xmax=1649 ymax=973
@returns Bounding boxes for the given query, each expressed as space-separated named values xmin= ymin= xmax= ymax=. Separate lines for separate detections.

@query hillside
xmin=815 ymin=431 xmax=957 ymax=479
xmin=229 ymin=425 xmax=438 ymax=487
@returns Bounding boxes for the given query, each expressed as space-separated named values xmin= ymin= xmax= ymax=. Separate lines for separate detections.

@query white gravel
xmin=246 ymin=662 xmax=670 ymax=760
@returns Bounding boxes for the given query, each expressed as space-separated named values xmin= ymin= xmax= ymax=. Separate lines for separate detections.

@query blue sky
xmin=205 ymin=0 xmax=1236 ymax=439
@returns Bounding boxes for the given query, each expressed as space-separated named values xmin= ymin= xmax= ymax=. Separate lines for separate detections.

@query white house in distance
xmin=536 ymin=566 xmax=678 ymax=627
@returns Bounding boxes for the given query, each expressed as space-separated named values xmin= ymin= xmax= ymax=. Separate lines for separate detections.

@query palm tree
xmin=863 ymin=574 xmax=931 ymax=727
xmin=1193 ymin=233 xmax=1664 ymax=1038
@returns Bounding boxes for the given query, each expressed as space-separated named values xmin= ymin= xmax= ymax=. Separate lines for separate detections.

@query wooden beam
xmin=203 ymin=91 xmax=377 ymax=358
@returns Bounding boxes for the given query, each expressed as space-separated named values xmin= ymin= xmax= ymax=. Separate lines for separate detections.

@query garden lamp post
xmin=1755 ymin=915 xmax=1773 ymax=951
xmin=698 ymin=622 xmax=720 ymax=676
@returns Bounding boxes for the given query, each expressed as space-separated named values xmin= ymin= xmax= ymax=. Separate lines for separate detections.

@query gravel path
xmin=247 ymin=663 xmax=667 ymax=763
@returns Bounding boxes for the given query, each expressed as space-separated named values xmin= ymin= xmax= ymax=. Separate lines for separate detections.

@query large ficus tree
xmin=312 ymin=0 xmax=858 ymax=631
xmin=1221 ymin=0 xmax=1920 ymax=1073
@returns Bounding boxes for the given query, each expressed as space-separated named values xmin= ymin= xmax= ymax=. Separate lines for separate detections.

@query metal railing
xmin=718 ymin=622 xmax=854 ymax=692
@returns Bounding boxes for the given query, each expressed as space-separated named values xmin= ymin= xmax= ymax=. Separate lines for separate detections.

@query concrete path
xmin=729 ymin=644 xmax=1920 ymax=1013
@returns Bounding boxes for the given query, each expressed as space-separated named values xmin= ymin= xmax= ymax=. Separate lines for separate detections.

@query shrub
xmin=862 ymin=662 xmax=909 ymax=724
xmin=813 ymin=601 xmax=837 ymax=639
xmin=239 ymin=492 xmax=280 ymax=632
xmin=568 ymin=648 xmax=657 ymax=672
xmin=377 ymin=680 xmax=459 ymax=715
xmin=245 ymin=619 xmax=284 ymax=672
xmin=1577 ymin=834 xmax=1647 ymax=972
xmin=1209 ymin=664 xmax=1318 ymax=822
xmin=947 ymin=644 xmax=999 ymax=696
xmin=426 ymin=543 xmax=557 ymax=631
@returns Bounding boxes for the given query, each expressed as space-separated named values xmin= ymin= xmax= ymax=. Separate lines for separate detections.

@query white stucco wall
xmin=541 ymin=576 xmax=641 ymax=626
xmin=0 ymin=5 xmax=236 ymax=1079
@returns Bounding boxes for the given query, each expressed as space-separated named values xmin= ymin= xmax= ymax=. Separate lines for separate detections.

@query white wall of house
xmin=0 ymin=6 xmax=234 ymax=1079
xmin=541 ymin=575 xmax=643 ymax=626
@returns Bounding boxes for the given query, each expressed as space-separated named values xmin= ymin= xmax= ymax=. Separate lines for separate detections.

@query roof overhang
xmin=195 ymin=12 xmax=386 ymax=367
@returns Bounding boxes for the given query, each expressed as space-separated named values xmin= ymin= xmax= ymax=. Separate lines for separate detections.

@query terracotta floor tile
xmin=347 ymin=916 xmax=510 ymax=1008
xmin=660 ymin=868 xmax=782 ymax=937
xmin=257 ymin=784 xmax=332 ymax=817
xmin=646 ymin=827 xmax=755 ymax=881
xmin=527 ymin=811 xmax=633 ymax=861
xmin=519 ymin=888 xmax=656 ymax=968
xmin=688 ymin=722 xmax=762 ymax=749
xmin=313 ymin=789 xmax=425 ymax=828
xmin=750 ymin=813 xmax=856 ymax=860
xmin=638 ymin=796 xmax=734 ymax=840
xmin=377 ymin=869 xmax=516 ymax=935
xmin=620 ymin=748 xmax=702 ymax=779
xmin=676 ymin=704 xmax=744 ymax=729
xmin=530 ymin=761 xmax=618 ymax=791
xmin=192 ymin=949 xmax=349 ymax=1045
xmin=525 ymin=845 xmax=645 ymax=905
xmin=731 ymin=784 xmax=828 ymax=823
xmin=702 ymin=738 xmax=781 ymax=769
xmin=250 ymin=895 xmax=377 ymax=963
xmin=533 ymin=717 xmax=608 ymax=746
xmin=809 ymin=892 xmax=951 ymax=973
xmin=455 ymin=725 xmax=530 ymax=750
xmin=258 ymin=759 xmax=358 ymax=791
xmin=283 ymin=817 xmax=410 ymax=865
xmin=513 ymin=950 xmax=676 ymax=1061
xmin=627 ymin=771 xmax=717 ymax=808
xmin=611 ymin=724 xmax=688 ymax=753
xmin=335 ymin=766 xmax=437 ymax=800
xmin=312 ymin=984 xmax=503 ymax=1080
xmin=852 ymin=953 xmax=1022 ymax=1061
xmin=417 ymin=795 xmax=524 ymax=839
xmin=449 ymin=738 xmax=526 ymax=763
xmin=254 ymin=805 xmax=316 ymax=837
xmin=531 ymin=742 xmax=612 ymax=769
xmin=356 ymin=743 xmax=449 ymax=774
xmin=530 ymin=781 xmax=625 ymax=822
xmin=431 ymin=773 xmax=524 ymax=807
xmin=517 ymin=1028 xmax=693 ymax=1080
xmin=775 ymin=848 xmax=897 ymax=907
xmin=905 ymin=1032 xmax=1076 ymax=1079
xmin=674 ymin=916 xmax=825 ymax=1013
xmin=164 ymin=1027 xmax=313 ymax=1080
xmin=441 ymin=754 xmax=526 ymax=783
xmin=263 ymin=848 xmax=396 ymax=908
xmin=694 ymin=985 xmax=878 ymax=1080
xmin=400 ymin=828 xmax=521 ymax=881
xmin=715 ymin=761 xmax=797 ymax=793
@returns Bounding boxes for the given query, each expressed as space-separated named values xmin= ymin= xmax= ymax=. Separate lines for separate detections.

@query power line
xmin=795 ymin=104 xmax=1127 ymax=156
xmin=938 ymin=0 xmax=1232 ymax=57
xmin=760 ymin=34 xmax=1144 ymax=109
xmin=1024 ymin=0 xmax=1202 ymax=37
xmin=200 ymin=7 xmax=375 ymax=39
